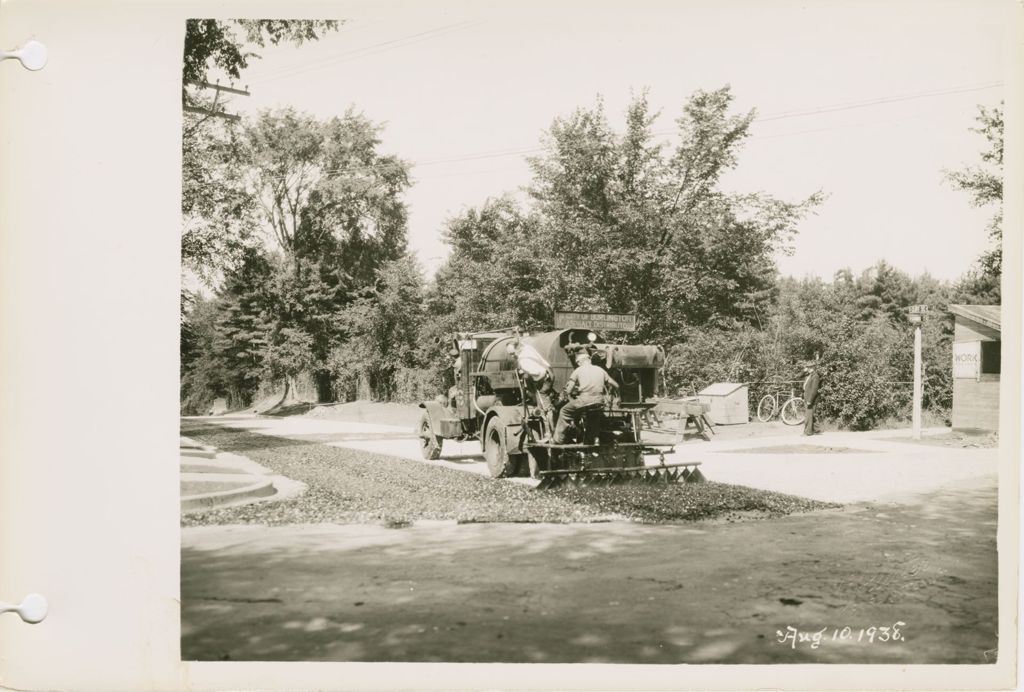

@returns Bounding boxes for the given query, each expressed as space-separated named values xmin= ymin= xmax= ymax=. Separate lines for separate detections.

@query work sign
xmin=953 ymin=341 xmax=981 ymax=379
xmin=554 ymin=311 xmax=637 ymax=332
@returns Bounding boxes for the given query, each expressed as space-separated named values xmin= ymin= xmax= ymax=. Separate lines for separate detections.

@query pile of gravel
xmin=181 ymin=422 xmax=838 ymax=527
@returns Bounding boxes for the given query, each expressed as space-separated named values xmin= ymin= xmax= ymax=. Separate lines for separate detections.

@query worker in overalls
xmin=554 ymin=350 xmax=619 ymax=444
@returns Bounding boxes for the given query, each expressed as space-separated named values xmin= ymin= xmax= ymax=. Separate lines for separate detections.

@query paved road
xmin=188 ymin=414 xmax=998 ymax=503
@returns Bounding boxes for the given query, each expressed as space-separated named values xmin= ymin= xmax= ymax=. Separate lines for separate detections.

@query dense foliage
xmin=945 ymin=103 xmax=1003 ymax=304
xmin=181 ymin=69 xmax=1001 ymax=428
xmin=424 ymin=91 xmax=822 ymax=344
xmin=660 ymin=265 xmax=959 ymax=429
xmin=180 ymin=106 xmax=418 ymax=412
xmin=181 ymin=19 xmax=342 ymax=281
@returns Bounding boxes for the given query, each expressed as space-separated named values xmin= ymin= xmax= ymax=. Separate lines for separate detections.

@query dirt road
xmin=182 ymin=475 xmax=996 ymax=663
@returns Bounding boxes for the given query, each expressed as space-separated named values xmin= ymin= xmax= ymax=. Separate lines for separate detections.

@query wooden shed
xmin=948 ymin=304 xmax=1001 ymax=432
xmin=698 ymin=382 xmax=750 ymax=425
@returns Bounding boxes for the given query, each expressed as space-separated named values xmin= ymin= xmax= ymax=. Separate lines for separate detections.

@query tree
xmin=182 ymin=19 xmax=340 ymax=106
xmin=334 ymin=256 xmax=427 ymax=400
xmin=245 ymin=108 xmax=411 ymax=271
xmin=181 ymin=19 xmax=341 ymax=284
xmin=945 ymin=103 xmax=1003 ymax=302
xmin=180 ymin=295 xmax=227 ymax=414
xmin=425 ymin=89 xmax=821 ymax=344
xmin=202 ymin=108 xmax=412 ymax=402
xmin=850 ymin=261 xmax=914 ymax=325
xmin=427 ymin=197 xmax=549 ymax=334
xmin=421 ymin=87 xmax=823 ymax=396
xmin=180 ymin=247 xmax=275 ymax=412
xmin=182 ymin=115 xmax=259 ymax=284
xmin=524 ymin=88 xmax=822 ymax=342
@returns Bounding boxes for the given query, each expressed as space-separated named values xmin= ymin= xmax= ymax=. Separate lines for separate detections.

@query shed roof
xmin=948 ymin=304 xmax=1001 ymax=332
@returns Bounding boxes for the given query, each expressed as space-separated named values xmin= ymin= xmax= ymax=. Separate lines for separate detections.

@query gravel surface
xmin=181 ymin=421 xmax=839 ymax=526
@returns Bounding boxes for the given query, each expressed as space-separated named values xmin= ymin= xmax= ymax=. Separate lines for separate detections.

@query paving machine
xmin=417 ymin=327 xmax=704 ymax=489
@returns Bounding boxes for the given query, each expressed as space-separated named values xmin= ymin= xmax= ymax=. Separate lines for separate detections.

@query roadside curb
xmin=181 ymin=477 xmax=277 ymax=513
xmin=180 ymin=442 xmax=306 ymax=514
xmin=181 ymin=448 xmax=217 ymax=459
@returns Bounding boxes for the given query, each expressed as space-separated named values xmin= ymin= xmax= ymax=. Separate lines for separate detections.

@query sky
xmin=215 ymin=0 xmax=1009 ymax=282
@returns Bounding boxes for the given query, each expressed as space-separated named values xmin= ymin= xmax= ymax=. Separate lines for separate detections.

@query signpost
xmin=907 ymin=305 xmax=930 ymax=440
xmin=553 ymin=311 xmax=637 ymax=332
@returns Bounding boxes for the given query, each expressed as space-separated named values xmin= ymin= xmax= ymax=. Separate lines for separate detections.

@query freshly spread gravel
xmin=181 ymin=422 xmax=838 ymax=526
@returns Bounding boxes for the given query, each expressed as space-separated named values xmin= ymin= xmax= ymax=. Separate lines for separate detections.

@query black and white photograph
xmin=2 ymin=0 xmax=1019 ymax=689
xmin=173 ymin=1 xmax=1018 ymax=672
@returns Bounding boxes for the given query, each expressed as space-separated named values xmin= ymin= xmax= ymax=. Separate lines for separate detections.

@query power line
xmin=755 ymin=81 xmax=1002 ymax=123
xmin=650 ymin=81 xmax=1003 ymax=137
xmin=250 ymin=20 xmax=483 ymax=85
xmin=185 ymin=80 xmax=251 ymax=96
xmin=244 ymin=81 xmax=1003 ymax=183
xmin=184 ymin=104 xmax=241 ymax=122
xmin=253 ymin=21 xmax=477 ymax=82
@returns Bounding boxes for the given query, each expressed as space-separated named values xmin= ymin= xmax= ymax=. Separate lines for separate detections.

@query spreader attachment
xmin=535 ymin=461 xmax=704 ymax=490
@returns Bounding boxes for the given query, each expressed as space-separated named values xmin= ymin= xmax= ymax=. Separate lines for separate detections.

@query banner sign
xmin=553 ymin=311 xmax=637 ymax=332
xmin=953 ymin=341 xmax=981 ymax=379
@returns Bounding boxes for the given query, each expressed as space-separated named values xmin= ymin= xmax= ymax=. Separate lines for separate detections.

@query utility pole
xmin=183 ymin=80 xmax=250 ymax=122
xmin=908 ymin=305 xmax=930 ymax=440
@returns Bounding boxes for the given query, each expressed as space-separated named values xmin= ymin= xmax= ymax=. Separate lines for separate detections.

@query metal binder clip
xmin=0 ymin=40 xmax=47 ymax=71
xmin=0 ymin=594 xmax=48 ymax=623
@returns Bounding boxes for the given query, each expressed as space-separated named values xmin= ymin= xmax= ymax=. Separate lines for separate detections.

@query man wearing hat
xmin=802 ymin=360 xmax=821 ymax=436
xmin=553 ymin=348 xmax=619 ymax=444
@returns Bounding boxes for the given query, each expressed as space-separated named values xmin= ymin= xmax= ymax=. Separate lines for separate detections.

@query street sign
xmin=553 ymin=311 xmax=637 ymax=332
xmin=907 ymin=304 xmax=931 ymax=315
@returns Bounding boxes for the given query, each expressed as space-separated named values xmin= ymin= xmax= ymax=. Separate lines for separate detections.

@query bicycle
xmin=756 ymin=385 xmax=807 ymax=426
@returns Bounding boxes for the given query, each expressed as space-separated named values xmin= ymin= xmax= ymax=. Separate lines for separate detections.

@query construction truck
xmin=417 ymin=327 xmax=704 ymax=489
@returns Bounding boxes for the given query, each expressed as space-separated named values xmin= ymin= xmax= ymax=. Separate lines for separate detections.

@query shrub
xmin=392 ymin=367 xmax=442 ymax=404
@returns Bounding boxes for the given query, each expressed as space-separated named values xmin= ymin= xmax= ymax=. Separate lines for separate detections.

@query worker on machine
xmin=553 ymin=348 xmax=619 ymax=444
xmin=512 ymin=338 xmax=556 ymax=437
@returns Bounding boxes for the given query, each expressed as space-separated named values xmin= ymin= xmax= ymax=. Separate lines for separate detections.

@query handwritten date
xmin=776 ymin=623 xmax=906 ymax=649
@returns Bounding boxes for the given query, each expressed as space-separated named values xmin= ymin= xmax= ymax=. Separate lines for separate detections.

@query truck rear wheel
xmin=419 ymin=413 xmax=442 ymax=460
xmin=484 ymin=422 xmax=516 ymax=478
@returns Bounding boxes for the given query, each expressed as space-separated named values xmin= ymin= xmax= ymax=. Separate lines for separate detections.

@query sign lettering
xmin=953 ymin=341 xmax=981 ymax=379
xmin=554 ymin=311 xmax=637 ymax=332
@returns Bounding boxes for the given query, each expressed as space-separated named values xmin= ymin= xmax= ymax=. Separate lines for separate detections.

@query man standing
xmin=513 ymin=339 xmax=556 ymax=436
xmin=554 ymin=350 xmax=619 ymax=444
xmin=802 ymin=361 xmax=821 ymax=436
